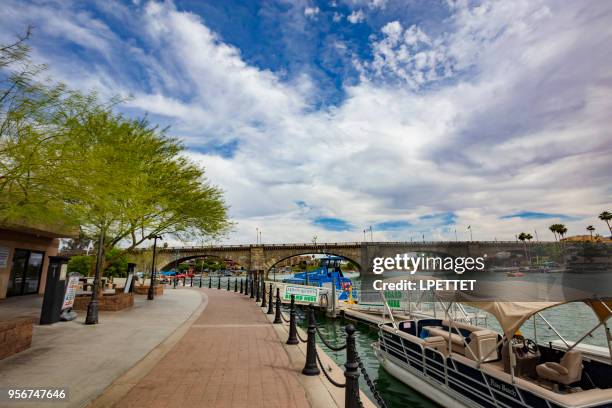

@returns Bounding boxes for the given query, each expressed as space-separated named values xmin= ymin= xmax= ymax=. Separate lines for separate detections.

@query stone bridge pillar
xmin=250 ymin=246 xmax=265 ymax=279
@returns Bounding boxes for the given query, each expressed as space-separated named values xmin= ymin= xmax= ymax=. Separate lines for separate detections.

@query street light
xmin=148 ymin=235 xmax=163 ymax=300
xmin=85 ymin=226 xmax=105 ymax=325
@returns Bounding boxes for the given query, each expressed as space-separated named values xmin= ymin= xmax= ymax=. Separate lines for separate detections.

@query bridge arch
xmin=263 ymin=251 xmax=362 ymax=278
xmin=159 ymin=254 xmax=246 ymax=272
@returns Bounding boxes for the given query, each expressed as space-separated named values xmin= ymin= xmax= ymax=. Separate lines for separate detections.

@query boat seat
xmin=536 ymin=350 xmax=583 ymax=385
xmin=465 ymin=329 xmax=499 ymax=362
xmin=424 ymin=336 xmax=448 ymax=356
xmin=424 ymin=326 xmax=466 ymax=354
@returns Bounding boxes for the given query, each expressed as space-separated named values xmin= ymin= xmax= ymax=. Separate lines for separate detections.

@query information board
xmin=61 ymin=274 xmax=81 ymax=310
xmin=283 ymin=285 xmax=319 ymax=303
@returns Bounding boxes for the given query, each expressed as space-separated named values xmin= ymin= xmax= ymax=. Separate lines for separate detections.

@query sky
xmin=1 ymin=0 xmax=611 ymax=244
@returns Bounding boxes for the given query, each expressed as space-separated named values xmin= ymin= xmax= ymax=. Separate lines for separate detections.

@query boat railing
xmin=378 ymin=325 xmax=550 ymax=408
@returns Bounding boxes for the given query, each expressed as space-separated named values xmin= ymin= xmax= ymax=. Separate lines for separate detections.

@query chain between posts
xmin=356 ymin=355 xmax=388 ymax=408
xmin=315 ymin=347 xmax=346 ymax=388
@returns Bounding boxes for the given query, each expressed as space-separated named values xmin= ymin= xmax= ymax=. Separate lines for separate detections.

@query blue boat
xmin=283 ymin=256 xmax=358 ymax=302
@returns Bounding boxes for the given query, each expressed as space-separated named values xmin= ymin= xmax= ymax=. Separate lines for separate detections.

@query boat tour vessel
xmin=283 ymin=256 xmax=358 ymax=302
xmin=373 ymin=297 xmax=612 ymax=407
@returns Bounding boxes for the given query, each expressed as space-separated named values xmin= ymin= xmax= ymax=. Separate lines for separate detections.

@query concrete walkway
xmin=0 ymin=288 xmax=203 ymax=408
xmin=113 ymin=289 xmax=312 ymax=408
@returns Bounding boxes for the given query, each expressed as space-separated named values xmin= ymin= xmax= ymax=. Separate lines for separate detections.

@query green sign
xmin=283 ymin=285 xmax=319 ymax=304
xmin=384 ymin=290 xmax=402 ymax=309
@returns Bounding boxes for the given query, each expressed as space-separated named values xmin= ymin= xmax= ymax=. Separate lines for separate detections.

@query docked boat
xmin=373 ymin=298 xmax=612 ymax=408
xmin=283 ymin=256 xmax=358 ymax=302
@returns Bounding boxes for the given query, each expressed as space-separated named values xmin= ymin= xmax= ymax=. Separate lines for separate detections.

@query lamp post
xmin=148 ymin=235 xmax=162 ymax=300
xmin=85 ymin=226 xmax=105 ymax=325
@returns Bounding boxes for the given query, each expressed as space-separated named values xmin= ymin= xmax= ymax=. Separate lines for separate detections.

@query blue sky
xmin=1 ymin=0 xmax=610 ymax=243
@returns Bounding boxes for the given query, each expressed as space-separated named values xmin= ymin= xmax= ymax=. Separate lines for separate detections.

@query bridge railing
xmin=156 ymin=240 xmax=542 ymax=251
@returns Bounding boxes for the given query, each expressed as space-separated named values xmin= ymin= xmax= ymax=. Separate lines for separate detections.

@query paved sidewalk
xmin=115 ymin=289 xmax=311 ymax=408
xmin=0 ymin=288 xmax=203 ymax=408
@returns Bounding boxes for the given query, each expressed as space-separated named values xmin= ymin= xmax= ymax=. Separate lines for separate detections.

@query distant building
xmin=276 ymin=255 xmax=316 ymax=268
xmin=0 ymin=222 xmax=77 ymax=299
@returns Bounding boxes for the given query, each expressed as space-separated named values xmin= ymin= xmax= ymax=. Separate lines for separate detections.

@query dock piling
xmin=344 ymin=324 xmax=361 ymax=408
xmin=287 ymin=294 xmax=298 ymax=345
xmin=261 ymin=278 xmax=267 ymax=308
xmin=301 ymin=305 xmax=320 ymax=375
xmin=273 ymin=288 xmax=282 ymax=324
xmin=267 ymin=283 xmax=274 ymax=314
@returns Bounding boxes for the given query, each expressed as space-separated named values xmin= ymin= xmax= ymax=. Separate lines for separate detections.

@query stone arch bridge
xmin=149 ymin=241 xmax=553 ymax=278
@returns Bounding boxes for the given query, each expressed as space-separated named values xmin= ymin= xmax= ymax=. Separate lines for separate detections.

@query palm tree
xmin=558 ymin=225 xmax=568 ymax=240
xmin=586 ymin=225 xmax=595 ymax=241
xmin=518 ymin=232 xmax=533 ymax=264
xmin=549 ymin=224 xmax=563 ymax=241
xmin=599 ymin=211 xmax=612 ymax=236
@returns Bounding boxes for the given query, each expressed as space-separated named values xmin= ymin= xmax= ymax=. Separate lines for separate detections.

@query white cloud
xmin=304 ymin=6 xmax=320 ymax=18
xmin=332 ymin=12 xmax=343 ymax=22
xmin=2 ymin=0 xmax=611 ymax=244
xmin=347 ymin=9 xmax=365 ymax=24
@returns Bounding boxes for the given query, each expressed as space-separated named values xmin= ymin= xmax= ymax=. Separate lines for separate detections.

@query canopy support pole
xmin=537 ymin=312 xmax=571 ymax=348
xmin=566 ymin=321 xmax=604 ymax=352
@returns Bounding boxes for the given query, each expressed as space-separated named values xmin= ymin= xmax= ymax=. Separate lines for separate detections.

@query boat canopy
xmin=380 ymin=274 xmax=612 ymax=337
xmin=452 ymin=297 xmax=612 ymax=338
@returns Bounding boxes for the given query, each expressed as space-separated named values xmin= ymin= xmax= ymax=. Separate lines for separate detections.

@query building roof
xmin=0 ymin=220 xmax=79 ymax=239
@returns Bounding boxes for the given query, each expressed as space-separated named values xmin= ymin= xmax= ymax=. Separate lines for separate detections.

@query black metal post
xmin=255 ymin=273 xmax=260 ymax=302
xmin=267 ymin=283 xmax=274 ymax=314
xmin=344 ymin=324 xmax=361 ymax=408
xmin=287 ymin=294 xmax=298 ymax=345
xmin=147 ymin=235 xmax=161 ymax=300
xmin=234 ymin=278 xmax=238 ymax=292
xmin=250 ymin=273 xmax=254 ymax=298
xmin=173 ymin=276 xmax=177 ymax=289
xmin=183 ymin=276 xmax=186 ymax=286
xmin=240 ymin=279 xmax=243 ymax=294
xmin=244 ymin=277 xmax=249 ymax=296
xmin=209 ymin=275 xmax=212 ymax=288
xmin=227 ymin=276 xmax=230 ymax=291
xmin=273 ymin=287 xmax=282 ymax=324
xmin=301 ymin=305 xmax=320 ymax=375
xmin=190 ymin=275 xmax=193 ymax=287
xmin=199 ymin=274 xmax=202 ymax=288
xmin=217 ymin=276 xmax=221 ymax=290
xmin=85 ymin=227 xmax=105 ymax=325
xmin=261 ymin=278 xmax=267 ymax=308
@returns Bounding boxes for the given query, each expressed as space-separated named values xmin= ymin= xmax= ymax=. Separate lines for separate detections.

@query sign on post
xmin=62 ymin=274 xmax=81 ymax=310
xmin=283 ymin=285 xmax=319 ymax=303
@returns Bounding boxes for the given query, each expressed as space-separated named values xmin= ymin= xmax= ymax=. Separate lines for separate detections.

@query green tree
xmin=599 ymin=211 xmax=612 ymax=236
xmin=55 ymin=108 xmax=230 ymax=271
xmin=104 ymin=247 xmax=128 ymax=278
xmin=1 ymin=32 xmax=230 ymax=279
xmin=0 ymin=28 xmax=74 ymax=229
xmin=67 ymin=255 xmax=93 ymax=276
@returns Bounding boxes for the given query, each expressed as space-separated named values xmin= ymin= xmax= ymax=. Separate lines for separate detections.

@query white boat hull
xmin=373 ymin=342 xmax=473 ymax=408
